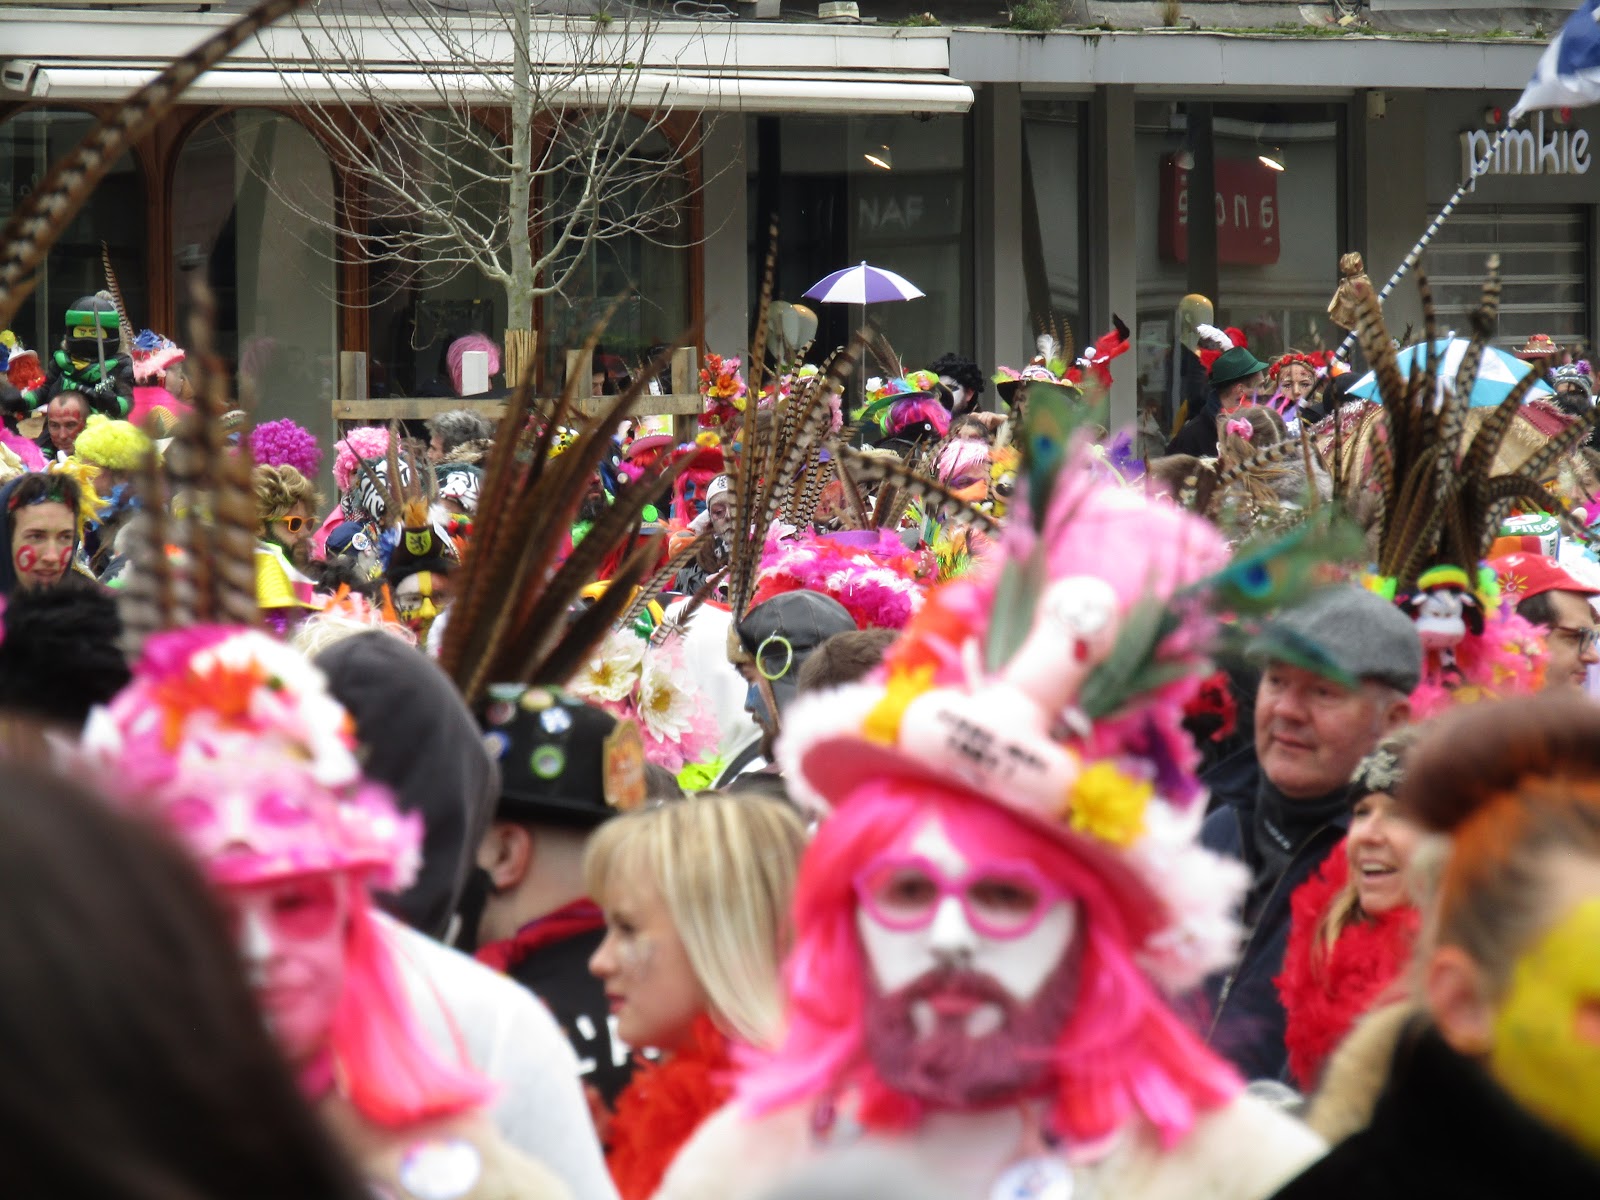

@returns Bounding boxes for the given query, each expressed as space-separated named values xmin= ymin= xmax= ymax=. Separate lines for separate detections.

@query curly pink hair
xmin=333 ymin=427 xmax=391 ymax=494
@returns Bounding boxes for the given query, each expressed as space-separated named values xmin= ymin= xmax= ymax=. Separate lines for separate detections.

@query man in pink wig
xmin=77 ymin=626 xmax=573 ymax=1200
xmin=657 ymin=452 xmax=1327 ymax=1200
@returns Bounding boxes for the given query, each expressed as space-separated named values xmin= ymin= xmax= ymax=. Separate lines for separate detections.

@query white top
xmin=655 ymin=1092 xmax=1327 ymax=1200
xmin=380 ymin=916 xmax=620 ymax=1200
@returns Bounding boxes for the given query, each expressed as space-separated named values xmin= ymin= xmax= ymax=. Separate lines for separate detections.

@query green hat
xmin=64 ymin=294 xmax=120 ymax=331
xmin=1209 ymin=346 xmax=1269 ymax=387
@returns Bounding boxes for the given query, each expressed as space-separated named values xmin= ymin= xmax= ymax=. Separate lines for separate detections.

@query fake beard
xmin=863 ymin=957 xmax=1078 ymax=1110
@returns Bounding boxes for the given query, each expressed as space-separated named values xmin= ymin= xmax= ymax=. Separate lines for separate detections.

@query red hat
xmin=1490 ymin=553 xmax=1600 ymax=605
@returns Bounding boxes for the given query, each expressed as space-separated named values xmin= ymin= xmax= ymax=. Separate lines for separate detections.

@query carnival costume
xmin=659 ymin=389 xmax=1328 ymax=1200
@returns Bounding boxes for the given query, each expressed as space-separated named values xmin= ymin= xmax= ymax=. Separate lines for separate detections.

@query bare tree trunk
xmin=505 ymin=0 xmax=535 ymax=384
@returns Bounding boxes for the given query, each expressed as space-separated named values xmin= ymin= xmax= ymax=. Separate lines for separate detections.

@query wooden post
xmin=505 ymin=329 xmax=538 ymax=392
xmin=671 ymin=348 xmax=698 ymax=445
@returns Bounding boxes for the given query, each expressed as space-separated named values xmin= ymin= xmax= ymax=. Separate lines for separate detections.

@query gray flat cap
xmin=1248 ymin=583 xmax=1423 ymax=694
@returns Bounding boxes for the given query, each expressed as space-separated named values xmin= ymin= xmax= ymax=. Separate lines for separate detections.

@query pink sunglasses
xmin=853 ymin=854 xmax=1064 ymax=940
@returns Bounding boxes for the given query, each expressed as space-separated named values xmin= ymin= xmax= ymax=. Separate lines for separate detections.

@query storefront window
xmin=545 ymin=116 xmax=692 ymax=388
xmin=363 ymin=117 xmax=506 ymax=398
xmin=747 ymin=113 xmax=972 ymax=375
xmin=0 ymin=108 xmax=146 ymax=362
xmin=1020 ymin=99 xmax=1085 ymax=370
xmin=1133 ymin=101 xmax=1344 ymax=444
xmin=172 ymin=111 xmax=336 ymax=477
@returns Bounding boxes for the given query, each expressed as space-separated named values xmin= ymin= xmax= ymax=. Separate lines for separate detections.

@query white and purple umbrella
xmin=803 ymin=261 xmax=924 ymax=305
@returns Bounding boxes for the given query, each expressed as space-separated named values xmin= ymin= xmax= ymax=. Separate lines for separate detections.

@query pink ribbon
xmin=1225 ymin=417 xmax=1253 ymax=441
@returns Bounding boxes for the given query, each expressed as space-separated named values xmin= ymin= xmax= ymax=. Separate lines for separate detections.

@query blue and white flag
xmin=1512 ymin=0 xmax=1600 ymax=118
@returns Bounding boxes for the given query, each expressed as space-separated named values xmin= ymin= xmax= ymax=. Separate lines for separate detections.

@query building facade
xmin=3 ymin=5 xmax=1592 ymax=443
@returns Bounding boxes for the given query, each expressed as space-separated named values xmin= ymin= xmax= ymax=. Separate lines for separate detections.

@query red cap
xmin=1490 ymin=553 xmax=1600 ymax=604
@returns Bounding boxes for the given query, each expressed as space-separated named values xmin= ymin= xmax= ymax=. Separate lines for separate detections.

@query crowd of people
xmin=4 ymin=251 xmax=1600 ymax=1200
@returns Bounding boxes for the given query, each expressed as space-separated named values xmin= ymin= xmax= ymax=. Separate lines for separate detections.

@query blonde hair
xmin=252 ymin=463 xmax=320 ymax=531
xmin=1313 ymin=727 xmax=1422 ymax=974
xmin=584 ymin=792 xmax=806 ymax=1048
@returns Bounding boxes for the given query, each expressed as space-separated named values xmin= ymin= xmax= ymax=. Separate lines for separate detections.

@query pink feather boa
xmin=1408 ymin=605 xmax=1548 ymax=719
xmin=751 ymin=530 xmax=935 ymax=631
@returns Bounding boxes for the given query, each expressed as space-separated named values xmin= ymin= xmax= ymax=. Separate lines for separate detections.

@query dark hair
xmin=0 ymin=575 xmax=130 ymax=729
xmin=797 ymin=627 xmax=898 ymax=693
xmin=1515 ymin=590 xmax=1558 ymax=629
xmin=6 ymin=471 xmax=81 ymax=515
xmin=0 ymin=764 xmax=369 ymax=1200
xmin=928 ymin=354 xmax=985 ymax=400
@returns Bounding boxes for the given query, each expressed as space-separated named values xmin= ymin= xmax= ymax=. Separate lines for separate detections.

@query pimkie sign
xmin=1158 ymin=154 xmax=1281 ymax=266
xmin=1462 ymin=111 xmax=1591 ymax=191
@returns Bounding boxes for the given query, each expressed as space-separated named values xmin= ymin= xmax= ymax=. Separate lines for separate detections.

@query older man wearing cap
xmin=1493 ymin=553 xmax=1600 ymax=691
xmin=1168 ymin=345 xmax=1270 ymax=458
xmin=1200 ymin=584 xmax=1421 ymax=1082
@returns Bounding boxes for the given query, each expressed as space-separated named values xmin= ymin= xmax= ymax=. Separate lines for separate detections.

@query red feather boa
xmin=605 ymin=1015 xmax=733 ymax=1200
xmin=1276 ymin=841 xmax=1420 ymax=1089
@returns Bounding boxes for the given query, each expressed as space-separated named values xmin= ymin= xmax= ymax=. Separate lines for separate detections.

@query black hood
xmin=316 ymin=631 xmax=497 ymax=941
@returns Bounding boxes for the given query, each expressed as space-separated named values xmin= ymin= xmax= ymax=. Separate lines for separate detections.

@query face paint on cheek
xmin=15 ymin=545 xmax=37 ymax=573
xmin=1489 ymin=897 xmax=1600 ymax=1157
xmin=617 ymin=933 xmax=655 ymax=982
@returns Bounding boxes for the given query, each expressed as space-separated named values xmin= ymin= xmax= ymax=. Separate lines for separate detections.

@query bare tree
xmin=262 ymin=0 xmax=713 ymax=383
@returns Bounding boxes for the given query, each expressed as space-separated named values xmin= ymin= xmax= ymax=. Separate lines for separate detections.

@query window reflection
xmin=0 ymin=108 xmax=146 ymax=360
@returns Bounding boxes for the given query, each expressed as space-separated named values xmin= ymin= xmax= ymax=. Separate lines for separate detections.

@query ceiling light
xmin=864 ymin=143 xmax=893 ymax=170
xmin=1258 ymin=146 xmax=1286 ymax=172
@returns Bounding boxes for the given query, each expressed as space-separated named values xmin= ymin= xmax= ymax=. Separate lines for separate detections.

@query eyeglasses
xmin=853 ymin=855 xmax=1063 ymax=940
xmin=224 ymin=876 xmax=342 ymax=943
xmin=277 ymin=515 xmax=307 ymax=534
xmin=1552 ymin=625 xmax=1600 ymax=652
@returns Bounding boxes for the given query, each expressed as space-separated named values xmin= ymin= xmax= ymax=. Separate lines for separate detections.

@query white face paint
xmin=855 ymin=816 xmax=1077 ymax=1005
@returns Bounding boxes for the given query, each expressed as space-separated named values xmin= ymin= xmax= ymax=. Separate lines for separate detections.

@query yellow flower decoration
xmin=1065 ymin=761 xmax=1152 ymax=848
xmin=695 ymin=431 xmax=722 ymax=449
xmin=862 ymin=663 xmax=935 ymax=746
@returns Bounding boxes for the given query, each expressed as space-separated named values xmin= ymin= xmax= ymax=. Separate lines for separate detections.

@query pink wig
xmin=0 ymin=428 xmax=47 ymax=472
xmin=251 ymin=418 xmax=323 ymax=481
xmin=740 ymin=778 xmax=1240 ymax=1148
xmin=331 ymin=877 xmax=494 ymax=1126
xmin=333 ymin=427 xmax=391 ymax=494
xmin=934 ymin=438 xmax=990 ymax=486
xmin=885 ymin=395 xmax=951 ymax=440
xmin=447 ymin=334 xmax=502 ymax=396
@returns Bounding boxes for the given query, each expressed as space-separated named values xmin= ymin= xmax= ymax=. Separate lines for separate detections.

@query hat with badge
xmin=478 ymin=684 xmax=647 ymax=828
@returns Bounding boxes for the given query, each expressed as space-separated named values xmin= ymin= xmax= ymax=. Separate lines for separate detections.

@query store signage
xmin=1158 ymin=155 xmax=1280 ymax=266
xmin=1461 ymin=112 xmax=1591 ymax=190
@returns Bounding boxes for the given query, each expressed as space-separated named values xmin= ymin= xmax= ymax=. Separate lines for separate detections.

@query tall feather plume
xmin=746 ymin=220 xmax=779 ymax=402
xmin=834 ymin=454 xmax=870 ymax=530
xmin=1210 ymin=438 xmax=1309 ymax=500
xmin=1456 ymin=364 xmax=1548 ymax=492
xmin=442 ymin=333 xmax=696 ymax=707
xmin=832 ymin=443 xmax=999 ymax=533
xmin=0 ymin=0 xmax=311 ymax=329
xmin=1451 ymin=256 xmax=1503 ymax=409
xmin=522 ymin=534 xmax=667 ymax=687
xmin=101 ymin=242 xmax=136 ymax=349
xmin=117 ymin=448 xmax=179 ymax=656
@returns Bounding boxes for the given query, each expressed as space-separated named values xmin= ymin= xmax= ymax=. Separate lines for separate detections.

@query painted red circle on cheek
xmin=16 ymin=546 xmax=38 ymax=571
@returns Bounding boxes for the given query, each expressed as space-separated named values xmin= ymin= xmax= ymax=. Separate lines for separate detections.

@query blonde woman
xmin=584 ymin=791 xmax=806 ymax=1200
xmin=1275 ymin=729 xmax=1425 ymax=1090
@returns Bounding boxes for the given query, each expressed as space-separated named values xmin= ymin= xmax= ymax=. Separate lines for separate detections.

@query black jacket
xmin=1271 ymin=1023 xmax=1600 ymax=1199
xmin=504 ymin=924 xmax=634 ymax=1107
xmin=1167 ymin=390 xmax=1221 ymax=457
xmin=1200 ymin=785 xmax=1348 ymax=1083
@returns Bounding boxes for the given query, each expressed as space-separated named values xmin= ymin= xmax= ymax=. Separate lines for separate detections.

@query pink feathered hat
xmin=776 ymin=450 xmax=1248 ymax=992
xmin=78 ymin=626 xmax=420 ymax=891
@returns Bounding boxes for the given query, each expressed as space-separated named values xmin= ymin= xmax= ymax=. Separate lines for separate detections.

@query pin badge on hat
xmin=603 ymin=719 xmax=648 ymax=811
xmin=531 ymin=745 xmax=566 ymax=779
xmin=540 ymin=706 xmax=574 ymax=735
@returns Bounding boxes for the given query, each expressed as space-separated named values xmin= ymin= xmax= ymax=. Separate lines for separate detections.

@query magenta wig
xmin=331 ymin=876 xmax=494 ymax=1126
xmin=934 ymin=438 xmax=990 ymax=486
xmin=885 ymin=396 xmax=951 ymax=440
xmin=447 ymin=334 xmax=502 ymax=396
xmin=333 ymin=427 xmax=391 ymax=495
xmin=739 ymin=778 xmax=1240 ymax=1148
xmin=251 ymin=419 xmax=323 ymax=481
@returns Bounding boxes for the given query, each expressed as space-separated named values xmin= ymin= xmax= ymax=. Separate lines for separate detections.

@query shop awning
xmin=25 ymin=66 xmax=974 ymax=115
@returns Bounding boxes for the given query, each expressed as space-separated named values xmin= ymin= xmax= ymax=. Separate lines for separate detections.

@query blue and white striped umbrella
xmin=1348 ymin=338 xmax=1554 ymax=408
xmin=803 ymin=261 xmax=924 ymax=305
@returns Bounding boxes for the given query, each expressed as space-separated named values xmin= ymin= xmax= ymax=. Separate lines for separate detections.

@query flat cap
xmin=1249 ymin=583 xmax=1423 ymax=694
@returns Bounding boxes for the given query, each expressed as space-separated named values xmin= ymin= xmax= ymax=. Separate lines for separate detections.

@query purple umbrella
xmin=803 ymin=261 xmax=925 ymax=305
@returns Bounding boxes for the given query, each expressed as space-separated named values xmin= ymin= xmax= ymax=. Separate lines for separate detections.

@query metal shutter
xmin=1428 ymin=206 xmax=1588 ymax=350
